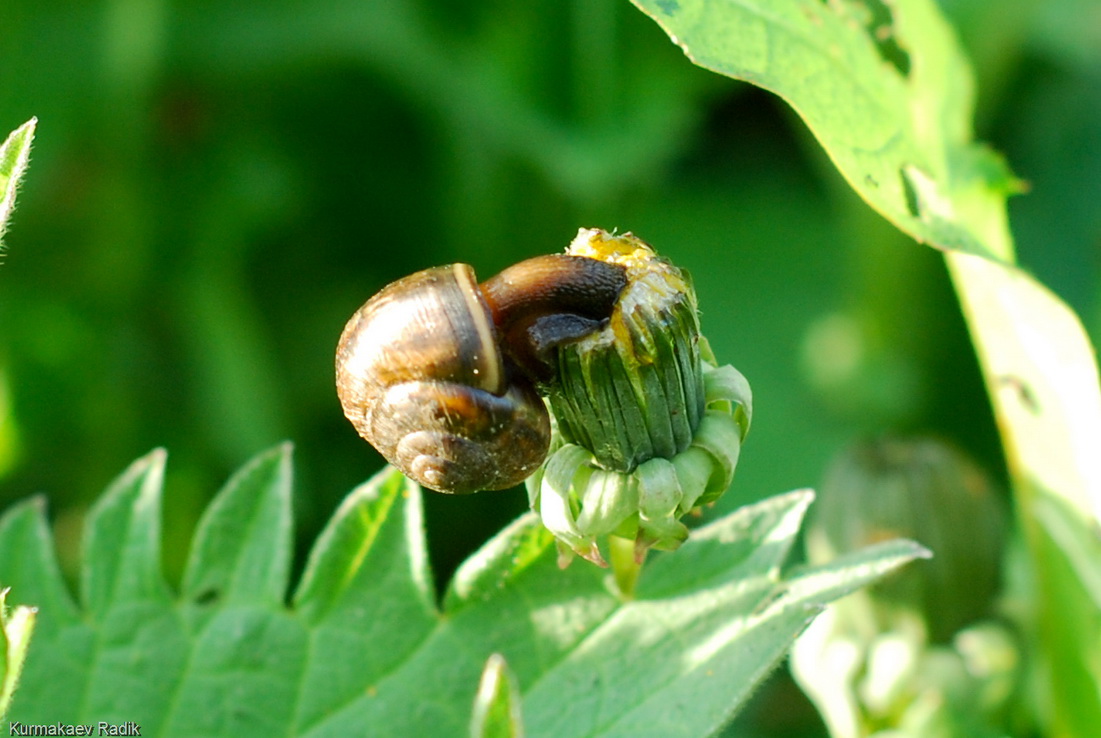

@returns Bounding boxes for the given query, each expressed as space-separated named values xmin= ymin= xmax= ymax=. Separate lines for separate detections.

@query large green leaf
xmin=629 ymin=0 xmax=1101 ymax=730
xmin=0 ymin=447 xmax=924 ymax=736
xmin=629 ymin=0 xmax=1101 ymax=513
xmin=631 ymin=0 xmax=1015 ymax=261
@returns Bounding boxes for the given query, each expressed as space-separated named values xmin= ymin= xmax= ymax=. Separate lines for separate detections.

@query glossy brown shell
xmin=335 ymin=264 xmax=551 ymax=494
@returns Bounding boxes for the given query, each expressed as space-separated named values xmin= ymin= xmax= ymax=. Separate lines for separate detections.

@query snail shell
xmin=336 ymin=256 xmax=627 ymax=494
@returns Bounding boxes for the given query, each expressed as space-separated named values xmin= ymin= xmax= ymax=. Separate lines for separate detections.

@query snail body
xmin=336 ymin=255 xmax=626 ymax=494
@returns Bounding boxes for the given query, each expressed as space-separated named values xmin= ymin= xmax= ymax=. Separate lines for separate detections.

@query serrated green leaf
xmin=290 ymin=466 xmax=439 ymax=733
xmin=0 ymin=118 xmax=35 ymax=247
xmin=519 ymin=504 xmax=924 ymax=738
xmin=292 ymin=465 xmax=434 ymax=623
xmin=81 ymin=448 xmax=172 ymax=618
xmin=0 ymin=449 xmax=923 ymax=737
xmin=444 ymin=513 xmax=553 ymax=614
xmin=182 ymin=443 xmax=293 ymax=607
xmin=0 ymin=497 xmax=80 ymax=635
xmin=159 ymin=608 xmax=304 ymax=736
xmin=0 ymin=499 xmax=91 ymax=728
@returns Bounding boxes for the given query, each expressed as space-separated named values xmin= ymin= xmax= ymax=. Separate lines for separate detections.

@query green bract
xmin=528 ymin=229 xmax=752 ymax=566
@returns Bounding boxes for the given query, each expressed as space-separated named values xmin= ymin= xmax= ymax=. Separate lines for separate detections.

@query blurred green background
xmin=0 ymin=0 xmax=1097 ymax=733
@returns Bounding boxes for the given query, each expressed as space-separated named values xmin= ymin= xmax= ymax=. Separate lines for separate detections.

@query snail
xmin=335 ymin=254 xmax=628 ymax=494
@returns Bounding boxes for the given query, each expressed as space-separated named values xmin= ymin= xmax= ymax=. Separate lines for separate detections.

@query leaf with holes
xmin=630 ymin=0 xmax=1017 ymax=260
xmin=628 ymin=0 xmax=1101 ymax=527
xmin=0 ymin=446 xmax=926 ymax=736
xmin=628 ymin=2 xmax=1101 ymax=731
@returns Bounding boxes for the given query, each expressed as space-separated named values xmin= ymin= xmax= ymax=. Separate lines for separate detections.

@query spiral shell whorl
xmin=336 ymin=264 xmax=551 ymax=494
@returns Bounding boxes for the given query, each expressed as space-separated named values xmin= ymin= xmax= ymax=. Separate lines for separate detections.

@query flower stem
xmin=609 ymin=535 xmax=644 ymax=600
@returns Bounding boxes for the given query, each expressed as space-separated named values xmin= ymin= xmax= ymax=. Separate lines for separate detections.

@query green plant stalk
xmin=608 ymin=534 xmax=642 ymax=600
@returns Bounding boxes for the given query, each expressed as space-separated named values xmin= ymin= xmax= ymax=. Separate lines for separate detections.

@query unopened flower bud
xmin=528 ymin=229 xmax=752 ymax=566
